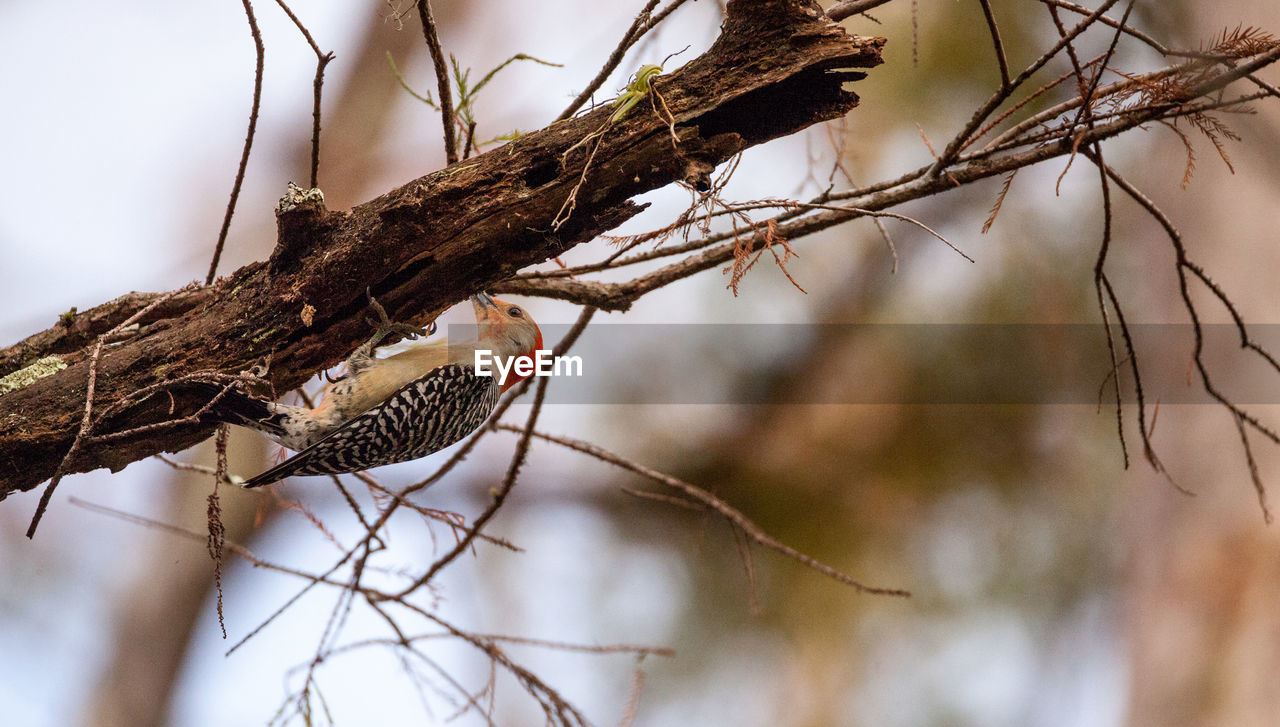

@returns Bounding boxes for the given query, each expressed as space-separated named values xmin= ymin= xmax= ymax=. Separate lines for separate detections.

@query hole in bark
xmin=523 ymin=157 xmax=560 ymax=189
xmin=692 ymin=68 xmax=858 ymax=146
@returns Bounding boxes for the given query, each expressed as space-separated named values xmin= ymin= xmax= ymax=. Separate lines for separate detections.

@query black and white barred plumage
xmin=238 ymin=364 xmax=499 ymax=487
xmin=190 ymin=292 xmax=541 ymax=487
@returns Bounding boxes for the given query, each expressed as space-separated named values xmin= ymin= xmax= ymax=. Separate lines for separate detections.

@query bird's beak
xmin=470 ymin=291 xmax=499 ymax=323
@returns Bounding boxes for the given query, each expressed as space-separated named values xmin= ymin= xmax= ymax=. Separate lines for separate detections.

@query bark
xmin=0 ymin=0 xmax=883 ymax=497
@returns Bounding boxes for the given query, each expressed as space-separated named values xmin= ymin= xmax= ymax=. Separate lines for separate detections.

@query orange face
xmin=470 ymin=293 xmax=544 ymax=391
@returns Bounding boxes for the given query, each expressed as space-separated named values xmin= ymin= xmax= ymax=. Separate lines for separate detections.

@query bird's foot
xmin=363 ymin=288 xmax=429 ymax=347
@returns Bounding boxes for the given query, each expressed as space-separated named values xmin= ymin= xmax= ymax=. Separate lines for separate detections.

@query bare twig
xmin=402 ymin=606 xmax=592 ymax=727
xmin=501 ymin=426 xmax=910 ymax=597
xmin=1233 ymin=413 xmax=1273 ymax=524
xmin=827 ymin=0 xmax=895 ymax=23
xmin=977 ymin=0 xmax=1011 ymax=89
xmin=931 ymin=0 xmax=1123 ymax=174
xmin=155 ymin=454 xmax=245 ymax=486
xmin=273 ymin=0 xmax=334 ymax=188
xmin=556 ymin=0 xmax=662 ymax=122
xmin=1084 ymin=153 xmax=1279 ymax=507
xmin=619 ymin=659 xmax=647 ymax=727
xmin=209 ymin=424 xmax=230 ymax=638
xmin=399 ymin=374 xmax=550 ymax=598
xmin=1047 ymin=0 xmax=1130 ymax=468
xmin=319 ymin=631 xmax=673 ymax=662
xmin=25 ymin=339 xmax=103 ymax=538
xmin=794 ymin=202 xmax=973 ymax=262
xmin=227 ymin=543 xmax=361 ymax=655
xmin=207 ymin=0 xmax=265 ymax=285
xmin=416 ymin=0 xmax=458 ymax=164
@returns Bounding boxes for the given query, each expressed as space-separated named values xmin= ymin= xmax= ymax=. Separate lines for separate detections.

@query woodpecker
xmin=197 ymin=292 xmax=543 ymax=487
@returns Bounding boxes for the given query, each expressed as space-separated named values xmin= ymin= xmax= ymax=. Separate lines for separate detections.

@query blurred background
xmin=3 ymin=1 xmax=1280 ymax=725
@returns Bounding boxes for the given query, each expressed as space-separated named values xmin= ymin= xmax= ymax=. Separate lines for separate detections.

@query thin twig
xmin=795 ymin=202 xmax=974 ymax=263
xmin=155 ymin=454 xmax=245 ymax=485
xmin=402 ymin=605 xmax=592 ymax=726
xmin=226 ymin=548 xmax=358 ymax=655
xmin=826 ymin=0 xmax=894 ymax=22
xmin=208 ymin=0 xmax=265 ymax=285
xmin=931 ymin=0 xmax=1123 ymax=175
xmin=730 ymin=524 xmax=761 ymax=615
xmin=272 ymin=0 xmax=334 ymax=188
xmin=1090 ymin=155 xmax=1132 ymax=468
xmin=618 ymin=659 xmax=647 ymax=727
xmin=209 ymin=424 xmax=230 ymax=639
xmin=399 ymin=375 xmax=550 ymax=598
xmin=1048 ymin=0 xmax=1130 ymax=468
xmin=556 ymin=0 xmax=662 ymax=122
xmin=25 ymin=338 xmax=102 ymax=538
xmin=976 ymin=0 xmax=1011 ymax=89
xmin=1233 ymin=413 xmax=1273 ymax=524
xmin=1092 ymin=154 xmax=1280 ymax=502
xmin=416 ymin=0 xmax=458 ymax=164
xmin=502 ymin=426 xmax=909 ymax=597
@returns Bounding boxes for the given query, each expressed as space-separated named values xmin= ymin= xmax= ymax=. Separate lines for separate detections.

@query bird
xmin=194 ymin=292 xmax=543 ymax=487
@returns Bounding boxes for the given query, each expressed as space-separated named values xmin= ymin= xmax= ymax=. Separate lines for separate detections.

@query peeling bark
xmin=0 ymin=0 xmax=883 ymax=497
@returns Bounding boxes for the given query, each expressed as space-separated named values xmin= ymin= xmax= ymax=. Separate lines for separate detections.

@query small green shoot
xmin=388 ymin=51 xmax=561 ymax=155
xmin=386 ymin=52 xmax=437 ymax=108
xmin=610 ymin=64 xmax=664 ymax=123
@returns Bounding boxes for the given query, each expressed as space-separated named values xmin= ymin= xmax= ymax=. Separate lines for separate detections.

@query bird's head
xmin=470 ymin=292 xmax=544 ymax=390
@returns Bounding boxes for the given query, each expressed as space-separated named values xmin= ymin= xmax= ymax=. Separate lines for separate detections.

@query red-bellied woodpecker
xmin=198 ymin=292 xmax=543 ymax=487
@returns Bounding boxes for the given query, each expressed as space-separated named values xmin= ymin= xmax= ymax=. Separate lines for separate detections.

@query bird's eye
xmin=508 ymin=306 xmax=523 ymax=318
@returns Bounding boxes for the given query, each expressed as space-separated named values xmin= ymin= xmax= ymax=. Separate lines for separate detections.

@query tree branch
xmin=0 ymin=0 xmax=883 ymax=499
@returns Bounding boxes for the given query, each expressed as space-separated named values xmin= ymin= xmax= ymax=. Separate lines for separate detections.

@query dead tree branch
xmin=0 ymin=0 xmax=882 ymax=500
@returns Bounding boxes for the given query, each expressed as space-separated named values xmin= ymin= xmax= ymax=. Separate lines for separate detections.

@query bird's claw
xmin=388 ymin=322 xmax=429 ymax=340
xmin=364 ymin=287 xmax=393 ymax=328
xmin=364 ymin=288 xmax=427 ymax=342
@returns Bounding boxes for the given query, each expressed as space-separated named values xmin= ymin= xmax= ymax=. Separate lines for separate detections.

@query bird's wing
xmin=241 ymin=364 xmax=498 ymax=487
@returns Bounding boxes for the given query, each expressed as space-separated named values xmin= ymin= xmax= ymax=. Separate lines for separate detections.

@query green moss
xmin=0 ymin=356 xmax=67 ymax=396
